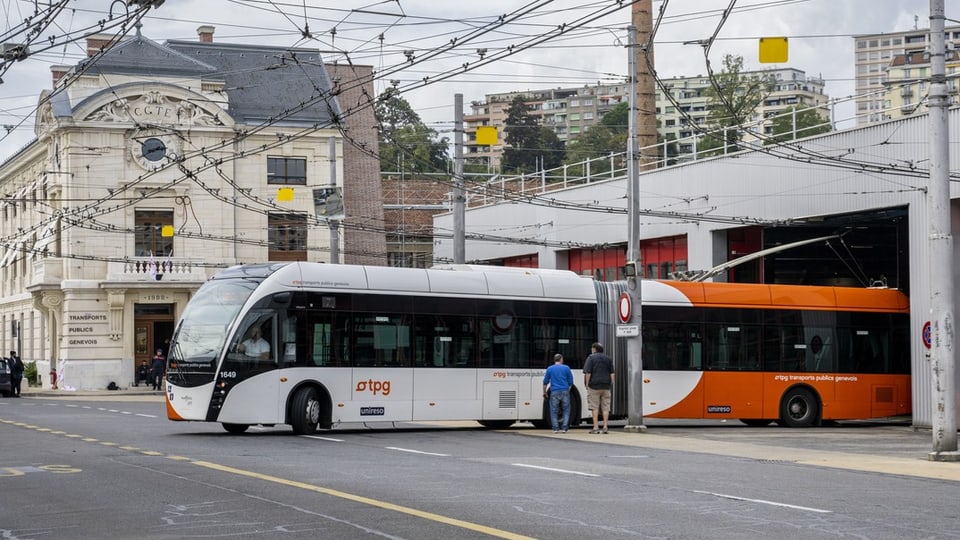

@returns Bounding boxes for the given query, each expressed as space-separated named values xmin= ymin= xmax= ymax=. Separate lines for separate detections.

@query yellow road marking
xmin=0 ymin=417 xmax=534 ymax=538
xmin=191 ymin=460 xmax=534 ymax=540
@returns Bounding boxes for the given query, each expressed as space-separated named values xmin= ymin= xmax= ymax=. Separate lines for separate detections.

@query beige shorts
xmin=587 ymin=387 xmax=612 ymax=412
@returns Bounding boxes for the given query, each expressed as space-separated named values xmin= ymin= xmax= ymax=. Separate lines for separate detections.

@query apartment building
xmin=465 ymin=67 xmax=828 ymax=169
xmin=464 ymin=84 xmax=629 ymax=170
xmin=658 ymin=68 xmax=829 ymax=156
xmin=884 ymin=50 xmax=960 ymax=119
xmin=0 ymin=27 xmax=384 ymax=390
xmin=853 ymin=24 xmax=960 ymax=125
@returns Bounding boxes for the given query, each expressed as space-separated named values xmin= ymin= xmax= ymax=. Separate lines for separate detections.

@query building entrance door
xmin=134 ymin=304 xmax=175 ymax=369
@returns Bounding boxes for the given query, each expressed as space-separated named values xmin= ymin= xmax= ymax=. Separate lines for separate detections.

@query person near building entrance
xmin=542 ymin=353 xmax=574 ymax=433
xmin=136 ymin=359 xmax=151 ymax=386
xmin=151 ymin=348 xmax=165 ymax=391
xmin=583 ymin=342 xmax=615 ymax=434
xmin=9 ymin=351 xmax=23 ymax=397
xmin=239 ymin=326 xmax=270 ymax=361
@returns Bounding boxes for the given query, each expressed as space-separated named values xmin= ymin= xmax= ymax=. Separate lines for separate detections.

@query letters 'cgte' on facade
xmin=2 ymin=26 xmax=385 ymax=390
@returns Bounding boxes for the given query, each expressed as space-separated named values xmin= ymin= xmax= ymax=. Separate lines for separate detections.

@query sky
xmin=0 ymin=0 xmax=946 ymax=163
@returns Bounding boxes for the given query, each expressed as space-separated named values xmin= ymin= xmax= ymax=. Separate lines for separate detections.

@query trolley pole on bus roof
xmin=623 ymin=24 xmax=646 ymax=433
xmin=926 ymin=0 xmax=958 ymax=461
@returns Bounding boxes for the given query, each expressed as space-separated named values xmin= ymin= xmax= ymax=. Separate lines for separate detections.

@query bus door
xmin=221 ymin=312 xmax=282 ymax=424
xmin=701 ymin=323 xmax=764 ymax=419
xmin=641 ymin=321 xmax=707 ymax=418
xmin=351 ymin=313 xmax=414 ymax=422
xmin=412 ymin=314 xmax=478 ymax=420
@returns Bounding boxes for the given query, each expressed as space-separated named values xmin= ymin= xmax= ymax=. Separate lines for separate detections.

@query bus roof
xmin=652 ymin=280 xmax=909 ymax=313
xmin=249 ymin=262 xmax=597 ymax=302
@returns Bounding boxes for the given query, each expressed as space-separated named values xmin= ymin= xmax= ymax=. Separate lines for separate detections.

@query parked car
xmin=0 ymin=357 xmax=11 ymax=397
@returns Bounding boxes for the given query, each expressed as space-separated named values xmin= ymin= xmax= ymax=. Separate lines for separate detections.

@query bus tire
xmin=569 ymin=392 xmax=582 ymax=427
xmin=222 ymin=423 xmax=249 ymax=434
xmin=478 ymin=420 xmax=515 ymax=429
xmin=533 ymin=392 xmax=581 ymax=429
xmin=739 ymin=419 xmax=772 ymax=427
xmin=291 ymin=387 xmax=321 ymax=435
xmin=779 ymin=387 xmax=819 ymax=427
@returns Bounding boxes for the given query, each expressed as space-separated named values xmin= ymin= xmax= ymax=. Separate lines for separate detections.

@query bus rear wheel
xmin=291 ymin=387 xmax=321 ymax=435
xmin=222 ymin=423 xmax=249 ymax=434
xmin=779 ymin=387 xmax=819 ymax=427
xmin=533 ymin=392 xmax=581 ymax=430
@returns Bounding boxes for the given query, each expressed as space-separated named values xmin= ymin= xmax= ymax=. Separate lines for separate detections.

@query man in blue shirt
xmin=542 ymin=353 xmax=574 ymax=433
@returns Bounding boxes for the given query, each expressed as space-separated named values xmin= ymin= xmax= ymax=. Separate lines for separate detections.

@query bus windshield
xmin=167 ymin=278 xmax=260 ymax=386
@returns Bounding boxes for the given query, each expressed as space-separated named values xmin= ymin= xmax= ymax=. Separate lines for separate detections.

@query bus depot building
xmin=434 ymin=109 xmax=960 ymax=429
xmin=0 ymin=29 xmax=384 ymax=392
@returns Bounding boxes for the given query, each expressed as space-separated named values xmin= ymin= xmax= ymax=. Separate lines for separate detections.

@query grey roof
xmin=165 ymin=40 xmax=341 ymax=127
xmin=78 ymin=34 xmax=217 ymax=78
xmin=47 ymin=88 xmax=74 ymax=118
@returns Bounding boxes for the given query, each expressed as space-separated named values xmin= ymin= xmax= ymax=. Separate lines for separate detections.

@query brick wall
xmin=326 ymin=64 xmax=388 ymax=266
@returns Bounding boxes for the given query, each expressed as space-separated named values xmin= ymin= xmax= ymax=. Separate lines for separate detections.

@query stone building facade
xmin=1 ymin=27 xmax=384 ymax=390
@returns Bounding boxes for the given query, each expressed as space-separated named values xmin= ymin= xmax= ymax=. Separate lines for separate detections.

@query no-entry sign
xmin=618 ymin=292 xmax=631 ymax=323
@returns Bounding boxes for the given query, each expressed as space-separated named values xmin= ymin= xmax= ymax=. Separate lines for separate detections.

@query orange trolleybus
xmin=598 ymin=279 xmax=911 ymax=427
xmin=164 ymin=263 xmax=910 ymax=433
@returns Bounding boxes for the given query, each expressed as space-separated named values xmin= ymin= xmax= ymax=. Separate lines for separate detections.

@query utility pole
xmin=454 ymin=93 xmax=465 ymax=264
xmin=623 ymin=24 xmax=646 ymax=433
xmin=926 ymin=0 xmax=958 ymax=461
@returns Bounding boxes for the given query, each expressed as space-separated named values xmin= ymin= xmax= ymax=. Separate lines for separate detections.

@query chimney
xmin=197 ymin=25 xmax=215 ymax=43
xmin=86 ymin=33 xmax=115 ymax=57
xmin=51 ymin=65 xmax=70 ymax=86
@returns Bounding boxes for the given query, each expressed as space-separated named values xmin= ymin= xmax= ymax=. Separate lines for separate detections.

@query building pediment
xmin=73 ymin=83 xmax=232 ymax=129
xmin=81 ymin=89 xmax=226 ymax=127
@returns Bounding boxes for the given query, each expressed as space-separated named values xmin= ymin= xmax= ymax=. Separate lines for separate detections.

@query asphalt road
xmin=2 ymin=393 xmax=959 ymax=539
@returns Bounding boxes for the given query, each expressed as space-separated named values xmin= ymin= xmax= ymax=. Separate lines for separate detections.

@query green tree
xmin=563 ymin=102 xmax=629 ymax=174
xmin=600 ymin=101 xmax=630 ymax=130
xmin=375 ymin=88 xmax=449 ymax=174
xmin=538 ymin=127 xmax=566 ymax=170
xmin=501 ymin=96 xmax=566 ymax=174
xmin=698 ymin=54 xmax=773 ymax=156
xmin=766 ymin=106 xmax=832 ymax=144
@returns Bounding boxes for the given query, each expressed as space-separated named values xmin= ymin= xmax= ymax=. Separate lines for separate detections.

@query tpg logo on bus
xmin=355 ymin=379 xmax=391 ymax=396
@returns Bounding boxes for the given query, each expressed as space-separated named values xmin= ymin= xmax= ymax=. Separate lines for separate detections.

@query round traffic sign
xmin=922 ymin=321 xmax=931 ymax=349
xmin=618 ymin=292 xmax=631 ymax=323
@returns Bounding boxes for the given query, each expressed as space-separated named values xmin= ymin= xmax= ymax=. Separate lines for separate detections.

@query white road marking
xmin=694 ymin=490 xmax=832 ymax=513
xmin=303 ymin=435 xmax=344 ymax=442
xmin=512 ymin=463 xmax=600 ymax=477
xmin=385 ymin=446 xmax=450 ymax=457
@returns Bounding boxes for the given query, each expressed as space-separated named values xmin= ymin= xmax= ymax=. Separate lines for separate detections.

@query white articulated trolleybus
xmin=164 ymin=263 xmax=597 ymax=434
xmin=165 ymin=262 xmax=910 ymax=434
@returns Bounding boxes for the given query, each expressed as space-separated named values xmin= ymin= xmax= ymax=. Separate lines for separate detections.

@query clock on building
xmin=129 ymin=132 xmax=179 ymax=170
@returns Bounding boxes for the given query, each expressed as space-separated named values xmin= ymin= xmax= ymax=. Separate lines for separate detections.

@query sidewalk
xmin=16 ymin=385 xmax=165 ymax=399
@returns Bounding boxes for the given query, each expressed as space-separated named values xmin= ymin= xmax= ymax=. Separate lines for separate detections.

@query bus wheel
xmin=779 ymin=387 xmax=819 ymax=427
xmin=478 ymin=420 xmax=515 ymax=429
xmin=222 ymin=423 xmax=249 ymax=434
xmin=568 ymin=393 xmax=582 ymax=427
xmin=291 ymin=387 xmax=321 ymax=435
xmin=532 ymin=400 xmax=552 ymax=429
xmin=739 ymin=419 xmax=772 ymax=427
